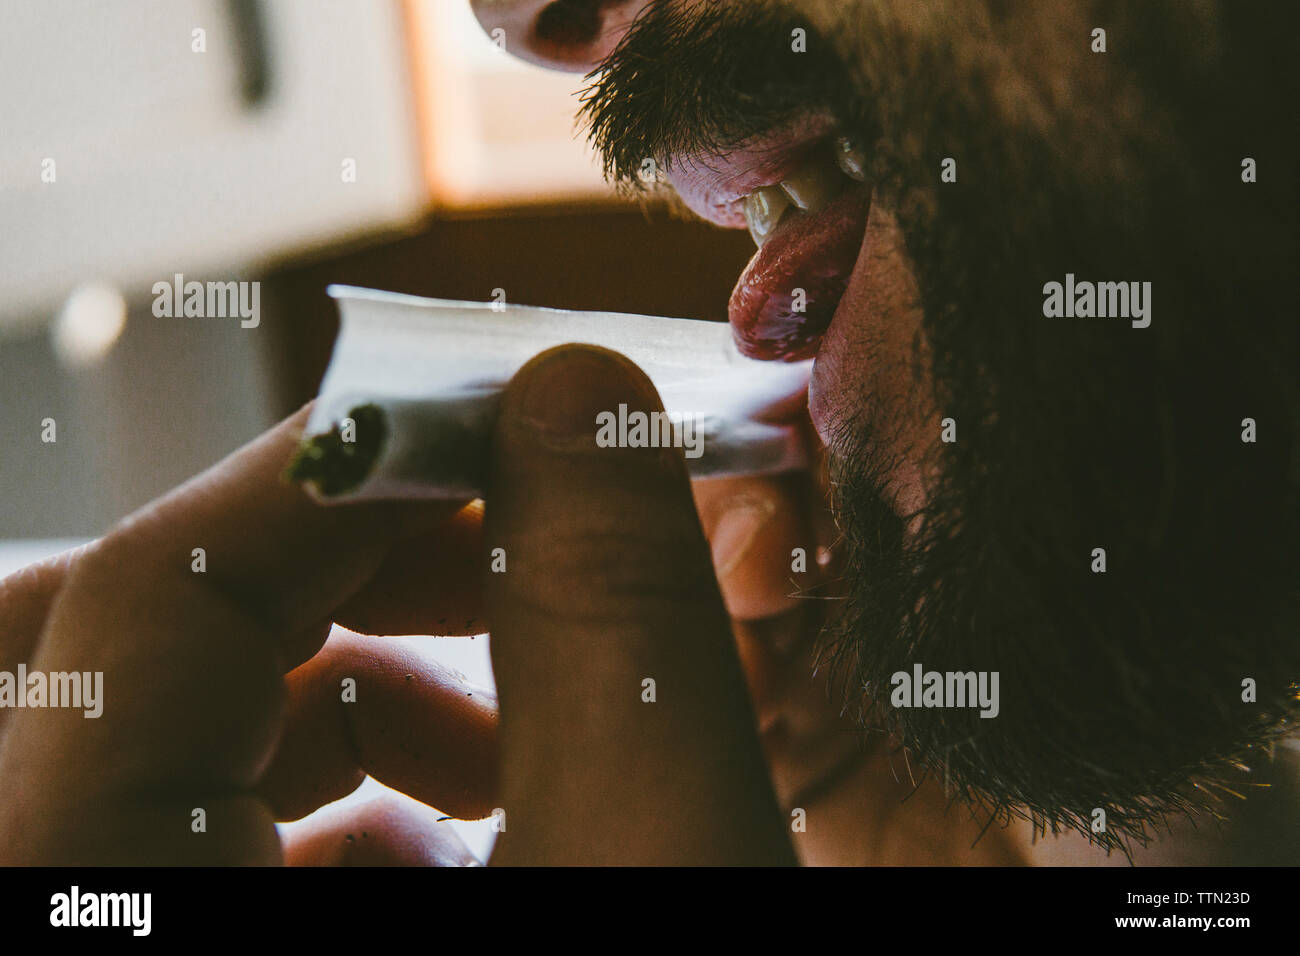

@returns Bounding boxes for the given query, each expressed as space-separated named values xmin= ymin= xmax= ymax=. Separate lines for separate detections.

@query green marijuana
xmin=285 ymin=403 xmax=387 ymax=496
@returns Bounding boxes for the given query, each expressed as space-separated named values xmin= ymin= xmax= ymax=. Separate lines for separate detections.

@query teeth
xmin=779 ymin=158 xmax=843 ymax=214
xmin=834 ymin=136 xmax=868 ymax=181
xmin=741 ymin=137 xmax=869 ymax=247
xmin=744 ymin=185 xmax=793 ymax=246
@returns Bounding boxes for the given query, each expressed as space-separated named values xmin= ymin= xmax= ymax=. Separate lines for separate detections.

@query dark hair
xmin=582 ymin=0 xmax=1300 ymax=852
xmin=823 ymin=0 xmax=1300 ymax=851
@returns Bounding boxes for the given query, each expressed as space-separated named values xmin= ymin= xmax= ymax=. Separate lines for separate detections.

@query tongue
xmin=728 ymin=187 xmax=872 ymax=361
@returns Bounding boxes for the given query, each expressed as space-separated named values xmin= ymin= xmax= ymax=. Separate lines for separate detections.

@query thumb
xmin=484 ymin=344 xmax=795 ymax=865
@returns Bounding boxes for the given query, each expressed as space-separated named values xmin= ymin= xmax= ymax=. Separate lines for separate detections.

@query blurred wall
xmin=0 ymin=288 xmax=274 ymax=537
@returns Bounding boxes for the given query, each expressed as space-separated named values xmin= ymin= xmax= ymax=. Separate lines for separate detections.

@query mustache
xmin=578 ymin=0 xmax=848 ymax=186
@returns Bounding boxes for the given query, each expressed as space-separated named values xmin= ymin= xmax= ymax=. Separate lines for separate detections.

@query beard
xmin=582 ymin=0 xmax=1300 ymax=852
xmin=821 ymin=412 xmax=1300 ymax=855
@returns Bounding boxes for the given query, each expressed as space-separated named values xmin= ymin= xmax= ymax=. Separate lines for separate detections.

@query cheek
xmin=811 ymin=202 xmax=939 ymax=516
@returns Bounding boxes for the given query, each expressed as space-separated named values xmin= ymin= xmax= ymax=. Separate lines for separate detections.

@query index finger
xmin=0 ymin=406 xmax=468 ymax=862
xmin=92 ymin=404 xmax=468 ymax=635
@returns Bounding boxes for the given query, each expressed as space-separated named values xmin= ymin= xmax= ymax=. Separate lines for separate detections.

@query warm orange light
xmin=404 ymin=0 xmax=614 ymax=209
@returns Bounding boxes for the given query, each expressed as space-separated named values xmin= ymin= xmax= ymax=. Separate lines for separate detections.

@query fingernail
xmin=711 ymin=493 xmax=777 ymax=579
xmin=514 ymin=345 xmax=657 ymax=445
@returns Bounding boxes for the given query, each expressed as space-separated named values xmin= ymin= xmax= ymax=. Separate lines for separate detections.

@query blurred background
xmin=0 ymin=0 xmax=754 ymax=538
xmin=0 ymin=0 xmax=754 ymax=861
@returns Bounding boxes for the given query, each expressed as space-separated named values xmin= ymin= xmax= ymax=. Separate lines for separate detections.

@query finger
xmin=333 ymin=500 xmax=487 ymax=637
xmin=281 ymin=791 xmax=481 ymax=866
xmin=80 ymin=404 xmax=468 ymax=636
xmin=0 ymin=550 xmax=73 ymax=655
xmin=0 ymin=500 xmax=485 ymax=670
xmin=691 ymin=471 xmax=821 ymax=621
xmin=484 ymin=344 xmax=796 ymax=865
xmin=259 ymin=628 xmax=498 ymax=823
xmin=0 ymin=407 xmax=468 ymax=862
xmin=0 ymin=544 xmax=90 ymax=732
xmin=691 ymin=446 xmax=849 ymax=735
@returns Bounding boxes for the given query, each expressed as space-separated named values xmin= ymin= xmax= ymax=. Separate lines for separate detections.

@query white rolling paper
xmin=296 ymin=285 xmax=812 ymax=502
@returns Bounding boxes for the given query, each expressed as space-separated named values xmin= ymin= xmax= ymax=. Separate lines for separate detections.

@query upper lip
xmin=661 ymin=114 xmax=839 ymax=229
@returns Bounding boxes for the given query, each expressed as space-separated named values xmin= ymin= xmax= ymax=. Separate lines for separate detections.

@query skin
xmin=0 ymin=339 xmax=1031 ymax=865
xmin=465 ymin=0 xmax=1298 ymax=865
xmin=0 ymin=347 xmax=795 ymax=865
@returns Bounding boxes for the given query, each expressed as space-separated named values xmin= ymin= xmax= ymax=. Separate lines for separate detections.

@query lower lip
xmin=727 ymin=185 xmax=872 ymax=362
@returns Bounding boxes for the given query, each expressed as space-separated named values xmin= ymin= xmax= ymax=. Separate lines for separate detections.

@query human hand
xmin=0 ymin=343 xmax=800 ymax=865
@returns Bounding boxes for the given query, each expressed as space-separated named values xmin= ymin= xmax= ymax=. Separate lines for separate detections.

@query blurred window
xmin=408 ymin=0 xmax=611 ymax=207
